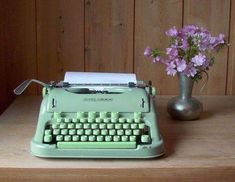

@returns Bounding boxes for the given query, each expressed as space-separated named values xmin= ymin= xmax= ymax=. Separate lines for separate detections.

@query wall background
xmin=1 ymin=0 xmax=235 ymax=114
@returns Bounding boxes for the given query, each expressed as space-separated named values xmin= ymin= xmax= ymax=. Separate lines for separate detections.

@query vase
xmin=167 ymin=73 xmax=203 ymax=120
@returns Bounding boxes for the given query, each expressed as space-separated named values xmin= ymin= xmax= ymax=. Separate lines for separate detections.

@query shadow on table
xmin=199 ymin=111 xmax=213 ymax=120
xmin=157 ymin=105 xmax=213 ymax=158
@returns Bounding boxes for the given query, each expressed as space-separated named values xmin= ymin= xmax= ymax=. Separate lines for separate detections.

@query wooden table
xmin=0 ymin=96 xmax=235 ymax=182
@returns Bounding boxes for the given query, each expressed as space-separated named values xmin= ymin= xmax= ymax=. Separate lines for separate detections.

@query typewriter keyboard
xmin=43 ymin=112 xmax=151 ymax=149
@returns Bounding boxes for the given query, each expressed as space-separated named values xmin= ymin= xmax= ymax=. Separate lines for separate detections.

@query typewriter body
xmin=14 ymin=72 xmax=164 ymax=158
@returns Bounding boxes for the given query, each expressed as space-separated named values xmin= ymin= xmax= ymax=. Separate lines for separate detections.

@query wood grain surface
xmin=85 ymin=0 xmax=134 ymax=72
xmin=0 ymin=1 xmax=8 ymax=114
xmin=0 ymin=96 xmax=235 ymax=181
xmin=184 ymin=0 xmax=230 ymax=95
xmin=37 ymin=0 xmax=85 ymax=83
xmin=227 ymin=0 xmax=235 ymax=94
xmin=2 ymin=0 xmax=37 ymax=96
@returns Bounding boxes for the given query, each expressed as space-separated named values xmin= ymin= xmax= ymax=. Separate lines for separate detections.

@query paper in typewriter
xmin=64 ymin=72 xmax=137 ymax=84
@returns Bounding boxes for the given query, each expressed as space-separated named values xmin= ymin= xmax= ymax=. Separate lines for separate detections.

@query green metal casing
xmin=31 ymin=86 xmax=164 ymax=158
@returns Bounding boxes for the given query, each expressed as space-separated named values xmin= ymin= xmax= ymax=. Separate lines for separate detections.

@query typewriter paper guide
xmin=64 ymin=72 xmax=137 ymax=84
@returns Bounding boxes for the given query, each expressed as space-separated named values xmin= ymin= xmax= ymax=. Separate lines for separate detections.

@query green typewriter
xmin=14 ymin=72 xmax=164 ymax=158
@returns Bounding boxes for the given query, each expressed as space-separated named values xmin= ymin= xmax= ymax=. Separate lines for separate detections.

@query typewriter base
xmin=30 ymin=139 xmax=164 ymax=158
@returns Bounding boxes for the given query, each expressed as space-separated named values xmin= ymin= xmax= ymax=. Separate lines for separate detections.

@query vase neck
xmin=178 ymin=73 xmax=194 ymax=99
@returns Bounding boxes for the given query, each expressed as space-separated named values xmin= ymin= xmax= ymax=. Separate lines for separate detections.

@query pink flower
xmin=181 ymin=39 xmax=188 ymax=50
xmin=166 ymin=61 xmax=177 ymax=76
xmin=166 ymin=47 xmax=178 ymax=58
xmin=176 ymin=59 xmax=187 ymax=72
xmin=184 ymin=66 xmax=197 ymax=77
xmin=144 ymin=47 xmax=152 ymax=57
xmin=153 ymin=56 xmax=161 ymax=63
xmin=191 ymin=53 xmax=206 ymax=66
xmin=210 ymin=34 xmax=225 ymax=48
xmin=182 ymin=25 xmax=198 ymax=36
xmin=165 ymin=26 xmax=178 ymax=37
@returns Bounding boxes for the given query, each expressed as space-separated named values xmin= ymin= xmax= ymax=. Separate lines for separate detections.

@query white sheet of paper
xmin=64 ymin=72 xmax=137 ymax=84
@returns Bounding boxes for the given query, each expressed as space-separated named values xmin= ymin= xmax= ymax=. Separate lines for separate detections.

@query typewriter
xmin=14 ymin=72 xmax=164 ymax=158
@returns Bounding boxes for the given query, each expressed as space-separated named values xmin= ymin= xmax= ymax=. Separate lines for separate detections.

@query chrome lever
xmin=14 ymin=79 xmax=48 ymax=95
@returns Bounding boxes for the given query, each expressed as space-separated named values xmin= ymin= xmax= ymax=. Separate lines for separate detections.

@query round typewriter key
xmin=69 ymin=129 xmax=76 ymax=135
xmin=115 ymin=124 xmax=122 ymax=129
xmin=53 ymin=112 xmax=61 ymax=118
xmin=64 ymin=135 xmax=71 ymax=141
xmin=118 ymin=118 xmax=126 ymax=123
xmin=113 ymin=135 xmax=120 ymax=142
xmin=121 ymin=136 xmax=128 ymax=142
xmin=53 ymin=129 xmax=60 ymax=135
xmin=127 ymin=118 xmax=134 ymax=123
xmin=57 ymin=118 xmax=64 ymax=123
xmin=134 ymin=118 xmax=141 ymax=123
xmin=77 ymin=129 xmax=84 ymax=135
xmin=131 ymin=123 xmax=138 ymax=129
xmin=75 ymin=123 xmax=83 ymax=129
xmin=99 ymin=123 xmax=106 ymax=129
xmin=72 ymin=135 xmax=79 ymax=141
xmin=56 ymin=135 xmax=63 ymax=141
xmin=60 ymin=123 xmax=67 ymax=129
xmin=111 ymin=112 xmax=119 ymax=119
xmin=101 ymin=129 xmax=108 ymax=135
xmin=68 ymin=123 xmax=75 ymax=129
xmin=138 ymin=123 xmax=145 ymax=129
xmin=103 ymin=118 xmax=111 ymax=123
xmin=109 ymin=129 xmax=116 ymax=135
xmin=88 ymin=112 xmax=96 ymax=119
xmin=88 ymin=135 xmax=96 ymax=141
xmin=93 ymin=129 xmax=100 ymax=135
xmin=133 ymin=129 xmax=140 ymax=135
xmin=125 ymin=129 xmax=132 ymax=135
xmin=85 ymin=129 xmax=92 ymax=135
xmin=80 ymin=118 xmax=87 ymax=123
xmin=97 ymin=135 xmax=104 ymax=142
xmin=72 ymin=118 xmax=79 ymax=123
xmin=52 ymin=123 xmax=59 ymax=129
xmin=77 ymin=112 xmax=85 ymax=118
xmin=100 ymin=112 xmax=108 ymax=118
xmin=111 ymin=118 xmax=118 ymax=123
xmin=123 ymin=123 xmax=130 ymax=129
xmin=81 ymin=135 xmax=88 ymax=141
xmin=84 ymin=123 xmax=91 ymax=129
xmin=91 ymin=123 xmax=98 ymax=129
xmin=44 ymin=135 xmax=52 ymax=143
xmin=44 ymin=129 xmax=52 ymax=135
xmin=129 ymin=135 xmax=136 ymax=142
xmin=105 ymin=136 xmax=112 ymax=142
xmin=141 ymin=135 xmax=150 ymax=143
xmin=65 ymin=118 xmax=72 ymax=123
xmin=88 ymin=118 xmax=95 ymax=123
xmin=107 ymin=123 xmax=114 ymax=129
xmin=61 ymin=129 xmax=68 ymax=135
xmin=117 ymin=129 xmax=124 ymax=136
xmin=95 ymin=118 xmax=103 ymax=123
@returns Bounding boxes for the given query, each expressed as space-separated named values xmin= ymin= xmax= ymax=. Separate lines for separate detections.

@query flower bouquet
xmin=144 ymin=25 xmax=226 ymax=120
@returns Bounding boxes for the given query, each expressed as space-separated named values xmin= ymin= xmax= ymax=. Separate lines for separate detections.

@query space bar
xmin=57 ymin=142 xmax=136 ymax=149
